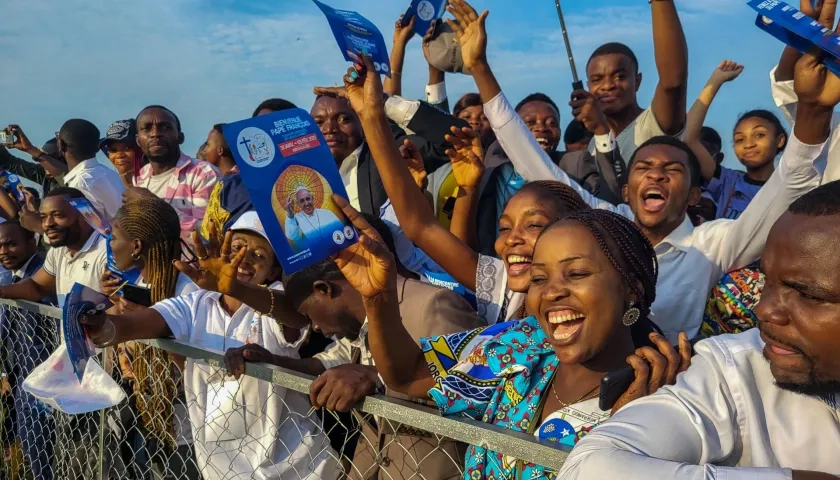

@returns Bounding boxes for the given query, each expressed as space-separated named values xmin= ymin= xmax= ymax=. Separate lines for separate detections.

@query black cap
xmin=98 ymin=119 xmax=137 ymax=154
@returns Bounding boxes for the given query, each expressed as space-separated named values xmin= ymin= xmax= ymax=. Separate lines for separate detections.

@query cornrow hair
xmin=516 ymin=180 xmax=590 ymax=215
xmin=115 ymin=197 xmax=183 ymax=446
xmin=542 ymin=209 xmax=661 ymax=348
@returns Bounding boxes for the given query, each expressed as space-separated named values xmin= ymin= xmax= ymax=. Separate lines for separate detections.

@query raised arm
xmin=684 ymin=61 xmax=744 ymax=182
xmin=341 ymin=55 xmax=481 ymax=291
xmin=445 ymin=127 xmax=484 ymax=250
xmin=648 ymin=0 xmax=689 ymax=136
xmin=383 ymin=15 xmax=415 ymax=97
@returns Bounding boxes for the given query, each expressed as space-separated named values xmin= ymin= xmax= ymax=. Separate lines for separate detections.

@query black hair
xmin=138 ymin=105 xmax=182 ymax=133
xmin=515 ymin=180 xmax=590 ymax=216
xmin=453 ymin=93 xmax=483 ymax=118
xmin=211 ymin=123 xmax=232 ymax=156
xmin=515 ymin=93 xmax=560 ymax=115
xmin=44 ymin=186 xmax=86 ymax=200
xmin=587 ymin=42 xmax=639 ymax=74
xmin=629 ymin=136 xmax=703 ymax=188
xmin=283 ymin=212 xmax=410 ymax=309
xmin=0 ymin=220 xmax=35 ymax=241
xmin=734 ymin=109 xmax=788 ymax=152
xmin=700 ymin=126 xmax=722 ymax=153
xmin=252 ymin=98 xmax=297 ymax=117
xmin=540 ymin=209 xmax=660 ymax=348
xmin=564 ymin=119 xmax=593 ymax=145
xmin=789 ymin=180 xmax=840 ymax=216
xmin=58 ymin=119 xmax=101 ymax=159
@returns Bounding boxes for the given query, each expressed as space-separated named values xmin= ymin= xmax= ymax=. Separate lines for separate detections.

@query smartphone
xmin=0 ymin=131 xmax=14 ymax=147
xmin=599 ymin=364 xmax=635 ymax=411
xmin=121 ymin=284 xmax=152 ymax=307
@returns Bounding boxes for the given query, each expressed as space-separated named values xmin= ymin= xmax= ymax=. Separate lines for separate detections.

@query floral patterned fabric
xmin=421 ymin=315 xmax=572 ymax=479
xmin=702 ymin=261 xmax=764 ymax=337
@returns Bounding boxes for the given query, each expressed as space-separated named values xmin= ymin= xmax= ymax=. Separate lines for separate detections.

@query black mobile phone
xmin=121 ymin=284 xmax=152 ymax=307
xmin=599 ymin=364 xmax=635 ymax=411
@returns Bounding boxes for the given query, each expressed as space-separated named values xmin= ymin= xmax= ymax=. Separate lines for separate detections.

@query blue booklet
xmin=403 ymin=0 xmax=447 ymax=37
xmin=0 ymin=170 xmax=24 ymax=202
xmin=748 ymin=0 xmax=840 ymax=76
xmin=222 ymin=108 xmax=359 ymax=274
xmin=68 ymin=197 xmax=141 ymax=286
xmin=313 ymin=0 xmax=391 ymax=76
xmin=421 ymin=270 xmax=477 ymax=309
xmin=63 ymin=283 xmax=112 ymax=382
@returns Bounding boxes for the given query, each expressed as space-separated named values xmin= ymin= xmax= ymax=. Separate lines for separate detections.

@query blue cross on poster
xmin=313 ymin=0 xmax=391 ymax=76
xmin=402 ymin=0 xmax=447 ymax=37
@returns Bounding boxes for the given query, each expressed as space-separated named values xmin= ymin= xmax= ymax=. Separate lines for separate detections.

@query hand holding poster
xmin=747 ymin=0 xmax=840 ymax=76
xmin=62 ymin=283 xmax=112 ymax=382
xmin=403 ymin=0 xmax=447 ymax=37
xmin=313 ymin=0 xmax=391 ymax=76
xmin=0 ymin=170 xmax=25 ymax=202
xmin=222 ymin=108 xmax=358 ymax=274
xmin=68 ymin=197 xmax=141 ymax=285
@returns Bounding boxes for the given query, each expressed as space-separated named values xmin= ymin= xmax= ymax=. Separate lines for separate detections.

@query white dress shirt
xmin=483 ymin=91 xmax=826 ymax=341
xmin=338 ymin=145 xmax=363 ymax=210
xmin=151 ymin=286 xmax=338 ymax=480
xmin=770 ymin=65 xmax=840 ymax=184
xmin=559 ymin=329 xmax=840 ymax=480
xmin=64 ymin=158 xmax=126 ymax=220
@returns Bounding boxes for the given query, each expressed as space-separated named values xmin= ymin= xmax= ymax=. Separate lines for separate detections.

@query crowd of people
xmin=1 ymin=0 xmax=840 ymax=478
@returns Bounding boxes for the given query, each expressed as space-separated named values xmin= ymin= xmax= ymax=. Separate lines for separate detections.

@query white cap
xmin=229 ymin=211 xmax=268 ymax=241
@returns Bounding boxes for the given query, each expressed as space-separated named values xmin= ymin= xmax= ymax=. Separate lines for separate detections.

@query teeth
xmin=507 ymin=255 xmax=532 ymax=264
xmin=554 ymin=330 xmax=574 ymax=340
xmin=536 ymin=138 xmax=548 ymax=144
xmin=237 ymin=268 xmax=251 ymax=275
xmin=548 ymin=311 xmax=585 ymax=324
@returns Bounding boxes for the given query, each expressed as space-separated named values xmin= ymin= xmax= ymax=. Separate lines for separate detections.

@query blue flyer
xmin=405 ymin=0 xmax=447 ymax=37
xmin=222 ymin=108 xmax=359 ymax=274
xmin=0 ymin=170 xmax=24 ymax=202
xmin=68 ymin=197 xmax=141 ymax=285
xmin=748 ymin=0 xmax=840 ymax=76
xmin=313 ymin=0 xmax=391 ymax=76
xmin=62 ymin=283 xmax=112 ymax=382
xmin=421 ymin=270 xmax=477 ymax=309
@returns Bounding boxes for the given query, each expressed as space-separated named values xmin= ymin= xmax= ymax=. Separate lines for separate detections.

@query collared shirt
xmin=338 ymin=145 xmax=364 ymax=211
xmin=151 ymin=286 xmax=338 ymax=479
xmin=315 ymin=321 xmax=372 ymax=369
xmin=64 ymin=158 xmax=126 ymax=220
xmin=484 ymin=91 xmax=826 ymax=342
xmin=135 ymin=153 xmax=220 ymax=245
xmin=425 ymin=82 xmax=447 ymax=106
xmin=559 ymin=329 xmax=839 ymax=480
xmin=770 ymin=65 xmax=840 ymax=184
xmin=42 ymin=232 xmax=107 ymax=307
xmin=12 ymin=254 xmax=35 ymax=282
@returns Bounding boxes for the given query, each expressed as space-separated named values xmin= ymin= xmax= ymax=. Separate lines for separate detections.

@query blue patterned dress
xmin=421 ymin=315 xmax=603 ymax=479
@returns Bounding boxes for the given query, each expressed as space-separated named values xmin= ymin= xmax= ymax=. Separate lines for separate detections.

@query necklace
xmin=550 ymin=382 xmax=600 ymax=409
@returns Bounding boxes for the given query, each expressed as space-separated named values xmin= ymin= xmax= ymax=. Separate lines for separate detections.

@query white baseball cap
xmin=229 ymin=211 xmax=268 ymax=241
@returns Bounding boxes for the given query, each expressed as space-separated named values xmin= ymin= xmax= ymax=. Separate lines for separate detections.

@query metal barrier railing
xmin=0 ymin=298 xmax=569 ymax=480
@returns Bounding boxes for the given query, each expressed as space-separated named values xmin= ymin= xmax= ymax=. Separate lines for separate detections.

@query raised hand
xmin=399 ymin=140 xmax=428 ymax=189
xmin=312 ymin=85 xmax=347 ymax=99
xmin=393 ymin=15 xmax=416 ymax=48
xmin=331 ymin=194 xmax=396 ymax=299
xmin=709 ymin=60 xmax=744 ymax=86
xmin=444 ymin=127 xmax=485 ymax=189
xmin=445 ymin=0 xmax=489 ymax=71
xmin=174 ymin=224 xmax=247 ymax=296
xmin=800 ymin=0 xmax=835 ymax=28
xmin=570 ymin=90 xmax=610 ymax=136
xmin=421 ymin=22 xmax=438 ymax=67
xmin=611 ymin=332 xmax=691 ymax=415
xmin=343 ymin=54 xmax=385 ymax=121
xmin=5 ymin=125 xmax=35 ymax=154
xmin=794 ymin=40 xmax=840 ymax=110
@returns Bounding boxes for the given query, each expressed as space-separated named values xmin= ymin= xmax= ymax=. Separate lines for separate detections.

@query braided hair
xmin=541 ymin=209 xmax=660 ymax=347
xmin=515 ymin=180 xmax=590 ymax=215
xmin=114 ymin=197 xmax=183 ymax=446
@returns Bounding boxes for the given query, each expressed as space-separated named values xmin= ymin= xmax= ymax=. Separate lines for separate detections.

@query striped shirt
xmin=135 ymin=153 xmax=219 ymax=245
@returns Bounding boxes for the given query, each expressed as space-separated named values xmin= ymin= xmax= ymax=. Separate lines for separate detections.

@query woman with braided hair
xmin=328 ymin=198 xmax=692 ymax=479
xmin=101 ymin=196 xmax=199 ymax=479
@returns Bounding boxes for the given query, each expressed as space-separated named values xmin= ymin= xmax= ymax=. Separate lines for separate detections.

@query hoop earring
xmin=622 ymin=303 xmax=640 ymax=327
xmin=131 ymin=252 xmax=142 ymax=261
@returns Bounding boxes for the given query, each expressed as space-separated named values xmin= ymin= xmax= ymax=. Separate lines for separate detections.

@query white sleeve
xmin=559 ymin=339 xmax=792 ymax=480
xmin=150 ymin=292 xmax=198 ymax=341
xmin=483 ymin=91 xmax=633 ymax=218
xmin=693 ymin=133 xmax=825 ymax=274
xmin=384 ymin=96 xmax=421 ymax=130
xmin=313 ymin=339 xmax=354 ymax=370
xmin=284 ymin=215 xmax=304 ymax=243
xmin=425 ymin=82 xmax=447 ymax=106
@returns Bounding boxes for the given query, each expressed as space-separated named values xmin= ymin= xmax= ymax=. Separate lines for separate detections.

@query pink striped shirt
xmin=135 ymin=153 xmax=220 ymax=245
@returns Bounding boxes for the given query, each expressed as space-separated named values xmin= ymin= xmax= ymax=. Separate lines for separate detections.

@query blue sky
xmin=1 ymin=0 xmax=788 ymax=170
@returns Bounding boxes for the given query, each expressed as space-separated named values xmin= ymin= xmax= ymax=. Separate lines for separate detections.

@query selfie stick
xmin=554 ymin=0 xmax=584 ymax=91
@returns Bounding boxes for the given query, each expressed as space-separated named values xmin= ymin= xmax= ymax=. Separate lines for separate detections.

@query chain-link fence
xmin=0 ymin=298 xmax=570 ymax=480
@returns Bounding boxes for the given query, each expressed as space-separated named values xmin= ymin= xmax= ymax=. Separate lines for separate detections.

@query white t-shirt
xmin=43 ymin=232 xmax=108 ymax=308
xmin=144 ymin=167 xmax=178 ymax=199
xmin=64 ymin=158 xmax=126 ymax=221
xmin=136 ymin=272 xmax=198 ymax=298
xmin=151 ymin=286 xmax=339 ymax=480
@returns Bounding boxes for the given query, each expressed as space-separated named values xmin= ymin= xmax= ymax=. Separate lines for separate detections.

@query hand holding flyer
xmin=222 ymin=108 xmax=359 ymax=274
xmin=313 ymin=0 xmax=391 ymax=77
xmin=403 ymin=0 xmax=447 ymax=38
xmin=0 ymin=170 xmax=24 ymax=202
xmin=62 ymin=283 xmax=113 ymax=382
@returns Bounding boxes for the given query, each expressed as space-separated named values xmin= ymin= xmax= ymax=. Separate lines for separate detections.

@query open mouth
xmin=641 ymin=186 xmax=668 ymax=213
xmin=535 ymin=137 xmax=551 ymax=148
xmin=506 ymin=255 xmax=532 ymax=276
xmin=547 ymin=309 xmax=586 ymax=342
xmin=236 ymin=265 xmax=255 ymax=282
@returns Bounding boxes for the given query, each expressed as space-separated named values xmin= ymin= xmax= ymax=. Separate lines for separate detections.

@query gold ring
xmin=198 ymin=255 xmax=209 ymax=261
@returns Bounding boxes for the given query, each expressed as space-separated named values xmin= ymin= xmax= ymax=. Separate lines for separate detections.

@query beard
xmin=776 ymin=375 xmax=840 ymax=398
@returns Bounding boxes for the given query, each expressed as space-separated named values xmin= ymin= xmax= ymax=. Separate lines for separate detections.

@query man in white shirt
xmin=283 ymin=187 xmax=342 ymax=247
xmin=57 ymin=119 xmax=125 ymax=220
xmin=0 ymin=187 xmax=106 ymax=308
xmin=559 ymin=181 xmax=840 ymax=480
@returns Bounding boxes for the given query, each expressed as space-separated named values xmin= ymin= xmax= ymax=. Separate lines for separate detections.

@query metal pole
xmin=554 ymin=0 xmax=584 ymax=90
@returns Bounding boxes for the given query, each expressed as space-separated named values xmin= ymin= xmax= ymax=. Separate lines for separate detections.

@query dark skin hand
xmin=309 ymin=364 xmax=379 ymax=412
